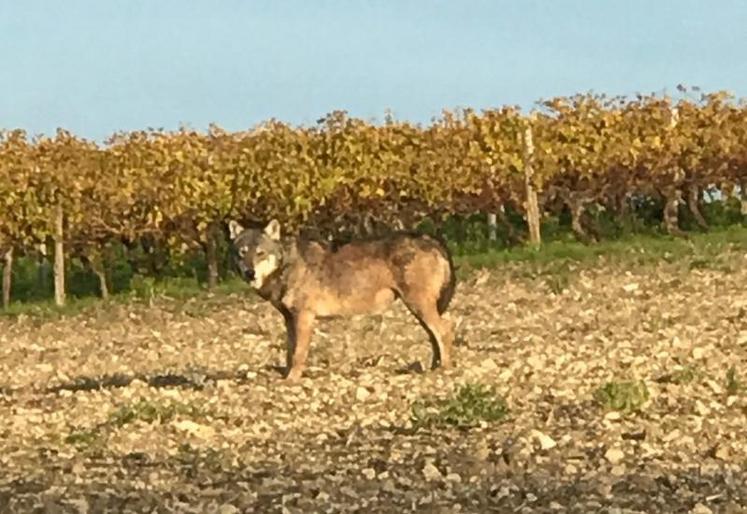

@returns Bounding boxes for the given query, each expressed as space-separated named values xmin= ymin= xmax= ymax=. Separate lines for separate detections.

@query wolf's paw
xmin=431 ymin=360 xmax=454 ymax=372
xmin=285 ymin=368 xmax=304 ymax=382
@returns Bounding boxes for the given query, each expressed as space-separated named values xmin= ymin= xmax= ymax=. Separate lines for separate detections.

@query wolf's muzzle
xmin=237 ymin=262 xmax=255 ymax=282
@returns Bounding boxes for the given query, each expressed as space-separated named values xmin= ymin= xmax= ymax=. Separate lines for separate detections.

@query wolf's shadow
xmin=43 ymin=368 xmax=250 ymax=395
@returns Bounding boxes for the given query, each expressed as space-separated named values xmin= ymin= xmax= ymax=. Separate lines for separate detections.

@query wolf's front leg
xmin=282 ymin=310 xmax=297 ymax=373
xmin=286 ymin=311 xmax=315 ymax=382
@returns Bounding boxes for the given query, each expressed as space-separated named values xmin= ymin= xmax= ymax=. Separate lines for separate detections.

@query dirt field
xmin=1 ymin=254 xmax=747 ymax=513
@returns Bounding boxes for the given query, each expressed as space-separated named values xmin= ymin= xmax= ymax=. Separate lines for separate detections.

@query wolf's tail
xmin=430 ymin=233 xmax=457 ymax=315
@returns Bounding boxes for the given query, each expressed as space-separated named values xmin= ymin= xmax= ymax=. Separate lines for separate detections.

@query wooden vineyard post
xmin=663 ymin=106 xmax=684 ymax=236
xmin=2 ymin=247 xmax=12 ymax=309
xmin=205 ymin=222 xmax=219 ymax=290
xmin=523 ymin=122 xmax=542 ymax=247
xmin=487 ymin=212 xmax=498 ymax=242
xmin=90 ymin=252 xmax=109 ymax=301
xmin=37 ymin=242 xmax=50 ymax=296
xmin=54 ymin=203 xmax=66 ymax=307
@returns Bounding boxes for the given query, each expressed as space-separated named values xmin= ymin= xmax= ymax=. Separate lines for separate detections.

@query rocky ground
xmin=1 ymin=251 xmax=747 ymax=513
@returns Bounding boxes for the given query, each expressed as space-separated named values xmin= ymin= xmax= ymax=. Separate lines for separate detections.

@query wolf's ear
xmin=264 ymin=219 xmax=281 ymax=240
xmin=228 ymin=220 xmax=245 ymax=241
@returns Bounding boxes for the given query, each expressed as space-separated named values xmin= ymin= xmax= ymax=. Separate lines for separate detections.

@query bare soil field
xmin=1 ymin=254 xmax=747 ymax=513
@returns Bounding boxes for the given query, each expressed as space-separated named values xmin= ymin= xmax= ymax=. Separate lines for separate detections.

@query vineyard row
xmin=1 ymin=89 xmax=746 ymax=306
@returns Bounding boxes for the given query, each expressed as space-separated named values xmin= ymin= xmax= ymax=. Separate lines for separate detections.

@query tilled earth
xmin=1 ymin=255 xmax=747 ymax=513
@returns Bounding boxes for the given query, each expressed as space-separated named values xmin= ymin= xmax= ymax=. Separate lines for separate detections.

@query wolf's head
xmin=228 ymin=219 xmax=284 ymax=289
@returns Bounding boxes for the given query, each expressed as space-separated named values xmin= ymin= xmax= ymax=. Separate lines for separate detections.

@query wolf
xmin=228 ymin=219 xmax=457 ymax=381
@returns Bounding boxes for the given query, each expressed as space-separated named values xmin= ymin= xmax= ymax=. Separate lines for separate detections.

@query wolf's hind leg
xmin=401 ymin=299 xmax=454 ymax=370
xmin=425 ymin=310 xmax=454 ymax=370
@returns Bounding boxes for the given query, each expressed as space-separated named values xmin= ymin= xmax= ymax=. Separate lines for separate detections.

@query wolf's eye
xmin=256 ymin=249 xmax=265 ymax=257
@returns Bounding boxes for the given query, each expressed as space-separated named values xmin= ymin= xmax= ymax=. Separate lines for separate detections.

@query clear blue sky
xmin=1 ymin=0 xmax=746 ymax=141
